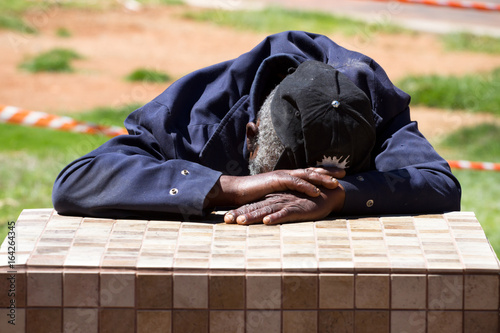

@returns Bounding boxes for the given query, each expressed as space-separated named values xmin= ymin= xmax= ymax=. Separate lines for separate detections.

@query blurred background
xmin=1 ymin=0 xmax=499 ymax=252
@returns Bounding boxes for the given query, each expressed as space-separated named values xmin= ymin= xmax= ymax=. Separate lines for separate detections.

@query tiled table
xmin=1 ymin=209 xmax=499 ymax=332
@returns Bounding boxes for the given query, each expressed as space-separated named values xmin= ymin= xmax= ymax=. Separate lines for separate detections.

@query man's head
xmin=247 ymin=86 xmax=284 ymax=175
xmin=247 ymin=60 xmax=376 ymax=175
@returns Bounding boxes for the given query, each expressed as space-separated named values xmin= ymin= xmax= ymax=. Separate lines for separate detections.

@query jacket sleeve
xmin=52 ymin=100 xmax=223 ymax=220
xmin=338 ymin=109 xmax=461 ymax=216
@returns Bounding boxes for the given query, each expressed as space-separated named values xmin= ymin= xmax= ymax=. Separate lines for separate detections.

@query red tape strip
xmin=369 ymin=0 xmax=500 ymax=11
xmin=0 ymin=105 xmax=127 ymax=137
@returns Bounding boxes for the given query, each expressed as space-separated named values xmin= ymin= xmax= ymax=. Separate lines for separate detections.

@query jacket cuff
xmin=338 ymin=173 xmax=380 ymax=216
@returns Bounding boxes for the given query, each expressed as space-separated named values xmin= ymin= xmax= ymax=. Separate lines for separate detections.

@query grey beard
xmin=248 ymin=87 xmax=285 ymax=175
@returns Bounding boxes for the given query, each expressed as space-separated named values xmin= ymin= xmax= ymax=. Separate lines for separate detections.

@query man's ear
xmin=246 ymin=121 xmax=259 ymax=158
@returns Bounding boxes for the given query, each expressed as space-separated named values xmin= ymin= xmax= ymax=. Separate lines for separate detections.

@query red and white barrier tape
xmin=2 ymin=105 xmax=498 ymax=171
xmin=370 ymin=0 xmax=500 ymax=11
xmin=448 ymin=160 xmax=500 ymax=171
xmin=0 ymin=105 xmax=127 ymax=137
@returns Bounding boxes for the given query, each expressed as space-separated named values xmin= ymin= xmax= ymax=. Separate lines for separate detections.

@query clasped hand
xmin=206 ymin=168 xmax=346 ymax=225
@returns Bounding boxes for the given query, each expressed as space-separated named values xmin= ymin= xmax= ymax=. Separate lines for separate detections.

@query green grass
xmin=0 ymin=0 xmax=41 ymax=13
xmin=0 ymin=105 xmax=136 ymax=241
xmin=0 ymin=14 xmax=36 ymax=33
xmin=398 ymin=67 xmax=500 ymax=115
xmin=56 ymin=27 xmax=72 ymax=38
xmin=442 ymin=32 xmax=500 ymax=54
xmin=19 ymin=48 xmax=84 ymax=73
xmin=126 ymin=68 xmax=172 ymax=83
xmin=183 ymin=6 xmax=402 ymax=36
xmin=436 ymin=124 xmax=500 ymax=256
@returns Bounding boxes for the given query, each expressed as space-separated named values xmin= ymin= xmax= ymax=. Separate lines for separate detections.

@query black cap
xmin=271 ymin=60 xmax=376 ymax=174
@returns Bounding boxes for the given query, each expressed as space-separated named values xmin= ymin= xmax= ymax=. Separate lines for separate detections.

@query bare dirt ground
xmin=1 ymin=4 xmax=500 ymax=140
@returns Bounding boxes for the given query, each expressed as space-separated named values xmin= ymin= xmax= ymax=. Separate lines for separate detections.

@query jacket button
xmin=181 ymin=169 xmax=190 ymax=176
xmin=169 ymin=188 xmax=179 ymax=195
xmin=366 ymin=199 xmax=374 ymax=207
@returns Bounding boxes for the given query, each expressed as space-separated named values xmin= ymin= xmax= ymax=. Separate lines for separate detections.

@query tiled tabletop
xmin=1 ymin=209 xmax=499 ymax=333
xmin=1 ymin=209 xmax=498 ymax=273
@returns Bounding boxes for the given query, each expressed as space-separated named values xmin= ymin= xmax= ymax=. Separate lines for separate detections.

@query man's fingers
xmin=306 ymin=167 xmax=346 ymax=179
xmin=225 ymin=203 xmax=276 ymax=225
xmin=224 ymin=212 xmax=236 ymax=224
xmin=262 ymin=206 xmax=301 ymax=225
xmin=288 ymin=169 xmax=342 ymax=190
xmin=278 ymin=175 xmax=321 ymax=197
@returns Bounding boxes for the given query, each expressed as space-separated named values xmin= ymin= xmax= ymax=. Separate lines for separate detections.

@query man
xmin=52 ymin=31 xmax=461 ymax=224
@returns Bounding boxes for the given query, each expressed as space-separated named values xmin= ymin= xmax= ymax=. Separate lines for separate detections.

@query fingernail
xmin=237 ymin=216 xmax=247 ymax=224
xmin=263 ymin=216 xmax=271 ymax=224
xmin=331 ymin=177 xmax=338 ymax=183
xmin=224 ymin=213 xmax=234 ymax=223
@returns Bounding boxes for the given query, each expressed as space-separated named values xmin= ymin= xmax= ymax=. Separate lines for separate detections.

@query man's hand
xmin=205 ymin=167 xmax=345 ymax=209
xmin=224 ymin=185 xmax=345 ymax=225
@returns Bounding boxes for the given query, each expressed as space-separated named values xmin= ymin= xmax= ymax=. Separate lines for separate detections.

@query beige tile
xmin=391 ymin=274 xmax=426 ymax=309
xmin=355 ymin=274 xmax=389 ymax=309
xmin=283 ymin=274 xmax=318 ymax=309
xmin=391 ymin=311 xmax=426 ymax=333
xmin=246 ymin=274 xmax=281 ymax=310
xmin=100 ymin=272 xmax=135 ymax=307
xmin=28 ymin=254 xmax=68 ymax=266
xmin=354 ymin=310 xmax=389 ymax=333
xmin=209 ymin=254 xmax=245 ymax=270
xmin=172 ymin=310 xmax=208 ymax=333
xmin=246 ymin=310 xmax=280 ymax=333
xmin=428 ymin=275 xmax=463 ymax=310
xmin=246 ymin=258 xmax=282 ymax=271
xmin=137 ymin=310 xmax=171 ymax=333
xmin=319 ymin=274 xmax=354 ymax=309
xmin=137 ymin=255 xmax=174 ymax=269
xmin=464 ymin=311 xmax=499 ymax=333
xmin=64 ymin=308 xmax=98 ymax=333
xmin=464 ymin=274 xmax=499 ymax=310
xmin=318 ymin=310 xmax=354 ymax=332
xmin=64 ymin=272 xmax=99 ymax=307
xmin=27 ymin=271 xmax=62 ymax=307
xmin=283 ymin=311 xmax=317 ymax=333
xmin=137 ymin=273 xmax=172 ymax=309
xmin=173 ymin=258 xmax=209 ymax=269
xmin=99 ymin=309 xmax=135 ymax=333
xmin=173 ymin=273 xmax=208 ymax=309
xmin=427 ymin=311 xmax=462 ymax=333
xmin=282 ymin=254 xmax=318 ymax=271
xmin=210 ymin=311 xmax=244 ymax=333
xmin=210 ymin=274 xmax=245 ymax=310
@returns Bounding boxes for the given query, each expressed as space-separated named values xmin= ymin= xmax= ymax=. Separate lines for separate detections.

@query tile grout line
xmin=313 ymin=221 xmax=320 ymax=332
xmin=135 ymin=219 xmax=151 ymax=271
xmin=244 ymin=224 xmax=249 ymax=333
xmin=208 ymin=224 xmax=215 ymax=331
xmin=61 ymin=213 xmax=85 ymax=332
xmin=444 ymin=214 xmax=467 ymax=332
xmin=345 ymin=218 xmax=357 ymax=328
xmin=279 ymin=224 xmax=284 ymax=332
xmin=412 ymin=215 xmax=431 ymax=332
xmin=171 ymin=223 xmax=184 ymax=332
xmin=379 ymin=217 xmax=392 ymax=329
xmin=134 ymin=220 xmax=148 ymax=333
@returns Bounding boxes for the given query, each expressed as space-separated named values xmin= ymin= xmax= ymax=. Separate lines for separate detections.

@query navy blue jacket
xmin=52 ymin=31 xmax=461 ymax=220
